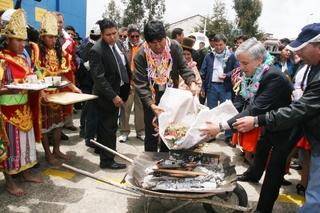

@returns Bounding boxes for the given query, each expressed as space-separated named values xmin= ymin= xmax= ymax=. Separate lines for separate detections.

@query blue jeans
xmin=298 ymin=151 xmax=320 ymax=213
xmin=207 ymin=82 xmax=232 ymax=140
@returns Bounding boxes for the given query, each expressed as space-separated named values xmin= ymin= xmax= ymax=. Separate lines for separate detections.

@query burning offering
xmin=128 ymin=151 xmax=237 ymax=193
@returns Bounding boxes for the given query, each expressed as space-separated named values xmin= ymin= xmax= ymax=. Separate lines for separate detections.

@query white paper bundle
xmin=158 ymin=88 xmax=238 ymax=150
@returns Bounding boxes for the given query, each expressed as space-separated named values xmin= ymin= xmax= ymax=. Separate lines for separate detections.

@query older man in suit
xmin=89 ymin=19 xmax=131 ymax=169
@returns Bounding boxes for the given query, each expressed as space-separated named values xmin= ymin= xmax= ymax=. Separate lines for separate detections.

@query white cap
xmin=90 ymin=24 xmax=100 ymax=35
xmin=1 ymin=9 xmax=16 ymax=22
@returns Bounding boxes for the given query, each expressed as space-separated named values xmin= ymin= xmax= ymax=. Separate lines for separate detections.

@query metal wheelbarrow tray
xmin=62 ymin=140 xmax=252 ymax=213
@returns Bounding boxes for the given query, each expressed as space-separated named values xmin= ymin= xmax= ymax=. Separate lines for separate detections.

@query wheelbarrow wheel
xmin=203 ymin=183 xmax=248 ymax=213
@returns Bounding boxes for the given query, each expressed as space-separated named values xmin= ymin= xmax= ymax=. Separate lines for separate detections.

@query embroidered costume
xmin=34 ymin=11 xmax=72 ymax=133
xmin=0 ymin=9 xmax=40 ymax=174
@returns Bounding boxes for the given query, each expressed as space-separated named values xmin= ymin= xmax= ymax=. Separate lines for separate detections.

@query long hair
xmin=38 ymin=37 xmax=63 ymax=66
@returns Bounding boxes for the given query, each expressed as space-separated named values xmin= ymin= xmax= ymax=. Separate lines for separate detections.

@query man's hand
xmin=200 ymin=88 xmax=205 ymax=98
xmin=112 ymin=96 xmax=124 ymax=107
xmin=40 ymin=90 xmax=48 ymax=102
xmin=233 ymin=116 xmax=255 ymax=133
xmin=150 ymin=104 xmax=164 ymax=117
xmin=199 ymin=121 xmax=220 ymax=139
xmin=218 ymin=73 xmax=226 ymax=80
xmin=189 ymin=82 xmax=197 ymax=96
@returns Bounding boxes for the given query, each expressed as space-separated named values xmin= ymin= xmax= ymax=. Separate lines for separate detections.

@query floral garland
xmin=240 ymin=52 xmax=273 ymax=100
xmin=212 ymin=48 xmax=232 ymax=69
xmin=144 ymin=38 xmax=173 ymax=87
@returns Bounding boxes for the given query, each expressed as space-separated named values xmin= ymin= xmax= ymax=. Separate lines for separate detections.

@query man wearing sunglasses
xmin=119 ymin=25 xmax=145 ymax=143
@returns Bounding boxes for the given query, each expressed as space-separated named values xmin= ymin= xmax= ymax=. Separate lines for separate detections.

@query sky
xmin=87 ymin=0 xmax=320 ymax=39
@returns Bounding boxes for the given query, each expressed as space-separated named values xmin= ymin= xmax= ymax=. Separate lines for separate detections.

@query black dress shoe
xmin=61 ymin=132 xmax=69 ymax=140
xmin=237 ymin=173 xmax=259 ymax=183
xmin=99 ymin=161 xmax=126 ymax=169
xmin=85 ymin=139 xmax=96 ymax=148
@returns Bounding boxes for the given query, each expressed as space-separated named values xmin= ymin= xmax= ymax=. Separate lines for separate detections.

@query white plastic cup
xmin=44 ymin=76 xmax=53 ymax=85
xmin=52 ymin=76 xmax=62 ymax=86
xmin=27 ymin=74 xmax=37 ymax=83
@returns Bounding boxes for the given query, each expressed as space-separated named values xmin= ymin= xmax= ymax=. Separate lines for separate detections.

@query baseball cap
xmin=90 ymin=24 xmax=100 ymax=35
xmin=287 ymin=23 xmax=320 ymax=51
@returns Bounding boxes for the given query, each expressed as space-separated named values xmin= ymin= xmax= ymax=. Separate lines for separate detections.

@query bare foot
xmin=5 ymin=175 xmax=26 ymax=196
xmin=21 ymin=170 xmax=44 ymax=183
xmin=54 ymin=150 xmax=68 ymax=160
xmin=46 ymin=155 xmax=62 ymax=166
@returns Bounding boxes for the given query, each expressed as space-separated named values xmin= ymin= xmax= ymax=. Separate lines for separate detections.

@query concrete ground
xmin=0 ymin=111 xmax=303 ymax=213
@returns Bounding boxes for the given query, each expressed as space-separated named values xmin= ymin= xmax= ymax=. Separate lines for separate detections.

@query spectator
xmin=171 ymin=28 xmax=184 ymax=44
xmin=118 ymin=24 xmax=145 ymax=143
xmin=77 ymin=24 xmax=101 ymax=148
xmin=89 ymin=18 xmax=131 ymax=169
xmin=200 ymin=33 xmax=238 ymax=143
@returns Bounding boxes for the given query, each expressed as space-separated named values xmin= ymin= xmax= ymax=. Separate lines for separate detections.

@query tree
xmin=233 ymin=0 xmax=262 ymax=37
xmin=195 ymin=0 xmax=234 ymax=43
xmin=102 ymin=0 xmax=122 ymax=24
xmin=122 ymin=0 xmax=145 ymax=28
xmin=144 ymin=0 xmax=166 ymax=22
xmin=122 ymin=0 xmax=166 ymax=28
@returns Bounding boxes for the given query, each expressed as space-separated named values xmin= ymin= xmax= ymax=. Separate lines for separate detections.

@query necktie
xmin=112 ymin=45 xmax=129 ymax=84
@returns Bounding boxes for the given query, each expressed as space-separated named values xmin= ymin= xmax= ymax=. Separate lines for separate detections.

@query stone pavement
xmin=0 ymin=111 xmax=303 ymax=213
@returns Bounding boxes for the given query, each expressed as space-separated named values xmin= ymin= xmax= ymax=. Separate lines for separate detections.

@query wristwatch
xmin=219 ymin=122 xmax=225 ymax=132
xmin=253 ymin=116 xmax=259 ymax=128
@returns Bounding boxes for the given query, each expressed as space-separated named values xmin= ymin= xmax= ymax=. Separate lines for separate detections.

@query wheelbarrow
xmin=62 ymin=140 xmax=252 ymax=213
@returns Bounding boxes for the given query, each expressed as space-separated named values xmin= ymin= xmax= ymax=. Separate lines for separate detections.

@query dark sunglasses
xmin=130 ymin=35 xmax=139 ymax=39
xmin=119 ymin=35 xmax=127 ymax=38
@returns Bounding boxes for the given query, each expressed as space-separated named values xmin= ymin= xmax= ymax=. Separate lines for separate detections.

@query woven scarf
xmin=212 ymin=48 xmax=231 ymax=69
xmin=240 ymin=52 xmax=273 ymax=100
xmin=144 ymin=37 xmax=173 ymax=86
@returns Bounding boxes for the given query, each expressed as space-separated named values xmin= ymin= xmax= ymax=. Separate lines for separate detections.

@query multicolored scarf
xmin=240 ymin=52 xmax=273 ymax=100
xmin=144 ymin=37 xmax=173 ymax=86
xmin=212 ymin=48 xmax=232 ymax=69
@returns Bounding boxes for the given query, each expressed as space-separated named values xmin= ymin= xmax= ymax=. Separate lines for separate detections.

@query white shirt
xmin=110 ymin=44 xmax=126 ymax=86
xmin=281 ymin=61 xmax=288 ymax=73
xmin=211 ymin=57 xmax=224 ymax=83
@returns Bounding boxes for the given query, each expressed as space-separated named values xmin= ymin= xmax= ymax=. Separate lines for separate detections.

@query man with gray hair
xmin=200 ymin=38 xmax=293 ymax=212
xmin=233 ymin=23 xmax=320 ymax=213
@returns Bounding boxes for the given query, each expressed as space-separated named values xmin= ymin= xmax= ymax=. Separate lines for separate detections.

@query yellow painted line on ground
xmin=43 ymin=168 xmax=76 ymax=180
xmin=277 ymin=194 xmax=305 ymax=206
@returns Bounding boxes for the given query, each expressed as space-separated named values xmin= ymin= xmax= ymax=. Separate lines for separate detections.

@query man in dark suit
xmin=89 ymin=19 xmax=131 ymax=169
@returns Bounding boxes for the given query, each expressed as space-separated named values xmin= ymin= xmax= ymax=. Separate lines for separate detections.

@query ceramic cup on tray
xmin=27 ymin=74 xmax=38 ymax=83
xmin=44 ymin=76 xmax=53 ymax=85
xmin=52 ymin=76 xmax=62 ymax=86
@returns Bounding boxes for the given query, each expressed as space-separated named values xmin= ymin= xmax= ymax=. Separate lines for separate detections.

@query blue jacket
xmin=200 ymin=51 xmax=238 ymax=92
xmin=273 ymin=57 xmax=296 ymax=78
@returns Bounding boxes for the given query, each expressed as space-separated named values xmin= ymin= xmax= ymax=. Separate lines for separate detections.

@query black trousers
xmin=143 ymin=91 xmax=169 ymax=152
xmin=97 ymin=104 xmax=119 ymax=162
xmin=246 ymin=128 xmax=296 ymax=213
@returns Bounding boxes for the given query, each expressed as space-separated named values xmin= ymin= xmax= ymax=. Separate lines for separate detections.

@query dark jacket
xmin=134 ymin=39 xmax=195 ymax=107
xmin=200 ymin=51 xmax=238 ymax=92
xmin=273 ymin=57 xmax=296 ymax=79
xmin=89 ymin=39 xmax=131 ymax=109
xmin=228 ymin=65 xmax=293 ymax=128
xmin=261 ymin=64 xmax=320 ymax=152
xmin=76 ymin=38 xmax=94 ymax=92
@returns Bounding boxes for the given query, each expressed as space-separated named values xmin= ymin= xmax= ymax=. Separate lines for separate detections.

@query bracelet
xmin=253 ymin=116 xmax=259 ymax=128
xmin=219 ymin=122 xmax=225 ymax=132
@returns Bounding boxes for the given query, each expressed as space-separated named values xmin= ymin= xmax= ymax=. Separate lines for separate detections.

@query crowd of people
xmin=0 ymin=7 xmax=319 ymax=213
